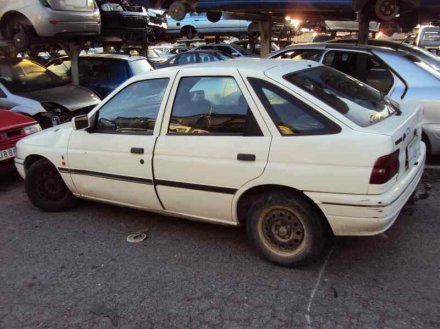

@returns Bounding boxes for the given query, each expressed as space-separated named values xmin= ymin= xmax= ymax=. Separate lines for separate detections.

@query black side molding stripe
xmin=155 ymin=179 xmax=237 ymax=195
xmin=58 ymin=168 xmax=153 ymax=185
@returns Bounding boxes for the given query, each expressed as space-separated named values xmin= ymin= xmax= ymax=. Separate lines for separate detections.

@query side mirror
xmin=72 ymin=115 xmax=90 ymax=130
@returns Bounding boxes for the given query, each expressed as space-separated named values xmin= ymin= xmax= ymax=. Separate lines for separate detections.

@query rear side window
xmin=168 ymin=76 xmax=262 ymax=136
xmin=274 ymin=49 xmax=322 ymax=62
xmin=284 ymin=66 xmax=397 ymax=127
xmin=249 ymin=78 xmax=339 ymax=136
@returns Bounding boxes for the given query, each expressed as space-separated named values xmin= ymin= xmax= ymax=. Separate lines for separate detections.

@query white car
xmin=269 ymin=43 xmax=440 ymax=155
xmin=15 ymin=60 xmax=425 ymax=267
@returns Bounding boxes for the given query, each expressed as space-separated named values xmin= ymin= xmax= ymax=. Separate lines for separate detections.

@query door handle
xmin=131 ymin=147 xmax=144 ymax=154
xmin=237 ymin=153 xmax=256 ymax=161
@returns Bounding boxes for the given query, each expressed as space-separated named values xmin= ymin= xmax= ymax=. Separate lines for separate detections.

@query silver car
xmin=269 ymin=43 xmax=440 ymax=155
xmin=167 ymin=12 xmax=254 ymax=39
xmin=0 ymin=57 xmax=100 ymax=129
xmin=0 ymin=0 xmax=100 ymax=50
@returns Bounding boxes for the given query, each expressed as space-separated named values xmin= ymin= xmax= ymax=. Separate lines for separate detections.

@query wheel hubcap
xmin=262 ymin=208 xmax=304 ymax=252
xmin=35 ymin=169 xmax=66 ymax=201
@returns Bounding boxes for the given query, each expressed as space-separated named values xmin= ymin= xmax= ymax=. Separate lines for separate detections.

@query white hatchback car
xmin=15 ymin=60 xmax=426 ymax=267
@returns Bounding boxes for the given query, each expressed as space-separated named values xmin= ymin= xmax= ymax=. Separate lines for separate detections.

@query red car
xmin=0 ymin=110 xmax=41 ymax=174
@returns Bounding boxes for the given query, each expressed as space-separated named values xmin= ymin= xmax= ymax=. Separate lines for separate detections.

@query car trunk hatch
xmin=362 ymin=104 xmax=423 ymax=181
xmin=47 ymin=0 xmax=96 ymax=12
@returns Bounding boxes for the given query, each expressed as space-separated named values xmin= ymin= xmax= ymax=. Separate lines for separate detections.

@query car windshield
xmin=284 ymin=66 xmax=396 ymax=127
xmin=0 ymin=58 xmax=68 ymax=93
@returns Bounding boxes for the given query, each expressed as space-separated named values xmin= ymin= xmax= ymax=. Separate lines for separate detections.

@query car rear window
xmin=284 ymin=66 xmax=397 ymax=127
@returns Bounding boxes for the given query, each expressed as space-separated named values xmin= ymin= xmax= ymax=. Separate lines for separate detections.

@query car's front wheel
xmin=25 ymin=159 xmax=77 ymax=212
xmin=246 ymin=191 xmax=325 ymax=267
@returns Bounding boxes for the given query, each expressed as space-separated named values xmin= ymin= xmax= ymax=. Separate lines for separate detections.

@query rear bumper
xmin=24 ymin=6 xmax=101 ymax=37
xmin=307 ymin=143 xmax=426 ymax=236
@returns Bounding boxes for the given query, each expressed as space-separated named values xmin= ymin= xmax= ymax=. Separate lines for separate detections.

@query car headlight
xmin=100 ymin=3 xmax=124 ymax=12
xmin=23 ymin=124 xmax=42 ymax=136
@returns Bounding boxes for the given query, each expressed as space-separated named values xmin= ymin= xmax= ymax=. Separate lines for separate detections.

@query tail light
xmin=370 ymin=150 xmax=400 ymax=185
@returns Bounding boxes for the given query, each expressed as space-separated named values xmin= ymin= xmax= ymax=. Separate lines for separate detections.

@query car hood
xmin=17 ymin=85 xmax=100 ymax=112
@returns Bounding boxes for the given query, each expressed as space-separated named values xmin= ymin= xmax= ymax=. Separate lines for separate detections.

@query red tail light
xmin=370 ymin=150 xmax=400 ymax=185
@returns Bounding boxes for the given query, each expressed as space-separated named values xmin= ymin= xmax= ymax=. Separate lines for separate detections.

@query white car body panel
xmin=15 ymin=60 xmax=425 ymax=236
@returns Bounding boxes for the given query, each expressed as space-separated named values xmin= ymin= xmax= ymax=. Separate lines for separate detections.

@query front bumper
xmin=306 ymin=144 xmax=426 ymax=236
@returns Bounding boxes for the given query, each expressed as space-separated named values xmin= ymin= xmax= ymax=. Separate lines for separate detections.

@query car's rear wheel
xmin=25 ymin=159 xmax=77 ymax=212
xmin=246 ymin=191 xmax=325 ymax=267
xmin=181 ymin=26 xmax=196 ymax=39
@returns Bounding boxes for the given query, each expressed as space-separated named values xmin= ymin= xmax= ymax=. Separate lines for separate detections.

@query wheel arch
xmin=0 ymin=11 xmax=33 ymax=39
xmin=235 ymin=184 xmax=334 ymax=235
xmin=24 ymin=154 xmax=50 ymax=174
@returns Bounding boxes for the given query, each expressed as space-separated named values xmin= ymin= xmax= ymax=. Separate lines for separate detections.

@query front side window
xmin=198 ymin=53 xmax=220 ymax=63
xmin=168 ymin=77 xmax=262 ymax=136
xmin=284 ymin=66 xmax=397 ymax=127
xmin=96 ymin=79 xmax=169 ymax=134
xmin=249 ymin=78 xmax=339 ymax=136
xmin=177 ymin=53 xmax=197 ymax=65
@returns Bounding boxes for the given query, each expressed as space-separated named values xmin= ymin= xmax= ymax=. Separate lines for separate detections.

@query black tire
xmin=181 ymin=26 xmax=196 ymax=39
xmin=169 ymin=1 xmax=187 ymax=21
xmin=246 ymin=191 xmax=325 ymax=267
xmin=25 ymin=159 xmax=77 ymax=212
xmin=12 ymin=31 xmax=30 ymax=51
xmin=374 ymin=0 xmax=399 ymax=21
xmin=207 ymin=12 xmax=222 ymax=23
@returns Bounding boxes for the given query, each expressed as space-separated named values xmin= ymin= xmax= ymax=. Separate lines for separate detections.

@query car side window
xmin=96 ymin=79 xmax=169 ymax=135
xmin=168 ymin=76 xmax=262 ymax=136
xmin=79 ymin=59 xmax=128 ymax=85
xmin=218 ymin=46 xmax=234 ymax=56
xmin=323 ymin=51 xmax=394 ymax=94
xmin=198 ymin=53 xmax=219 ymax=62
xmin=0 ymin=87 xmax=6 ymax=98
xmin=276 ymin=49 xmax=322 ymax=61
xmin=248 ymin=78 xmax=340 ymax=136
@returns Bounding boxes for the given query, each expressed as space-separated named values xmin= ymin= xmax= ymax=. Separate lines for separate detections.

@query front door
xmin=67 ymin=77 xmax=172 ymax=210
xmin=153 ymin=70 xmax=272 ymax=224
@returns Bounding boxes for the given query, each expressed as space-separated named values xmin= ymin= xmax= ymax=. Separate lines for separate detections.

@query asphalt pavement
xmin=1 ymin=173 xmax=440 ymax=329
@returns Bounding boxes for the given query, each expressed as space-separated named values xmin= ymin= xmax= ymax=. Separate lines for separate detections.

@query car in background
xmin=155 ymin=50 xmax=231 ymax=68
xmin=413 ymin=26 xmax=440 ymax=56
xmin=147 ymin=47 xmax=169 ymax=65
xmin=328 ymin=38 xmax=440 ymax=71
xmin=269 ymin=43 xmax=440 ymax=155
xmin=150 ymin=44 xmax=189 ymax=59
xmin=166 ymin=12 xmax=255 ymax=39
xmin=96 ymin=0 xmax=153 ymax=45
xmin=46 ymin=53 xmax=154 ymax=99
xmin=16 ymin=59 xmax=426 ymax=267
xmin=193 ymin=43 xmax=257 ymax=58
xmin=0 ymin=110 xmax=40 ymax=174
xmin=0 ymin=58 xmax=100 ymax=129
xmin=0 ymin=0 xmax=100 ymax=51
xmin=232 ymin=40 xmax=280 ymax=55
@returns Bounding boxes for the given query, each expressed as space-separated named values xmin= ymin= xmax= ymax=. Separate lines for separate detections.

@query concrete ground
xmin=1 ymin=173 xmax=439 ymax=329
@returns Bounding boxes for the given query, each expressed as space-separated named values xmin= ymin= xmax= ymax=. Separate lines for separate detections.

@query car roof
xmin=154 ymin=58 xmax=318 ymax=75
xmin=196 ymin=43 xmax=233 ymax=47
xmin=78 ymin=53 xmax=147 ymax=61
xmin=277 ymin=42 xmax=406 ymax=56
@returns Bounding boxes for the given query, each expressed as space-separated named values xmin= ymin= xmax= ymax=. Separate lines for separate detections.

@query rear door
xmin=153 ymin=69 xmax=272 ymax=223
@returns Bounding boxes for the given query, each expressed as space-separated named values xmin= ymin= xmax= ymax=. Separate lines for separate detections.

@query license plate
xmin=0 ymin=147 xmax=16 ymax=161
xmin=407 ymin=137 xmax=420 ymax=169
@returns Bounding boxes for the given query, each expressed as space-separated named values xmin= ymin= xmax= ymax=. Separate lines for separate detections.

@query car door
xmin=66 ymin=75 xmax=173 ymax=210
xmin=153 ymin=69 xmax=272 ymax=223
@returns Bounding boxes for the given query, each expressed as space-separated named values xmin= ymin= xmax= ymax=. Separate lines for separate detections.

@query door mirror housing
xmin=72 ymin=115 xmax=90 ymax=130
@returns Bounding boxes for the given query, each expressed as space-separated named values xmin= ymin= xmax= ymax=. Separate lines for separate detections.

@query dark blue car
xmin=45 ymin=54 xmax=154 ymax=99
